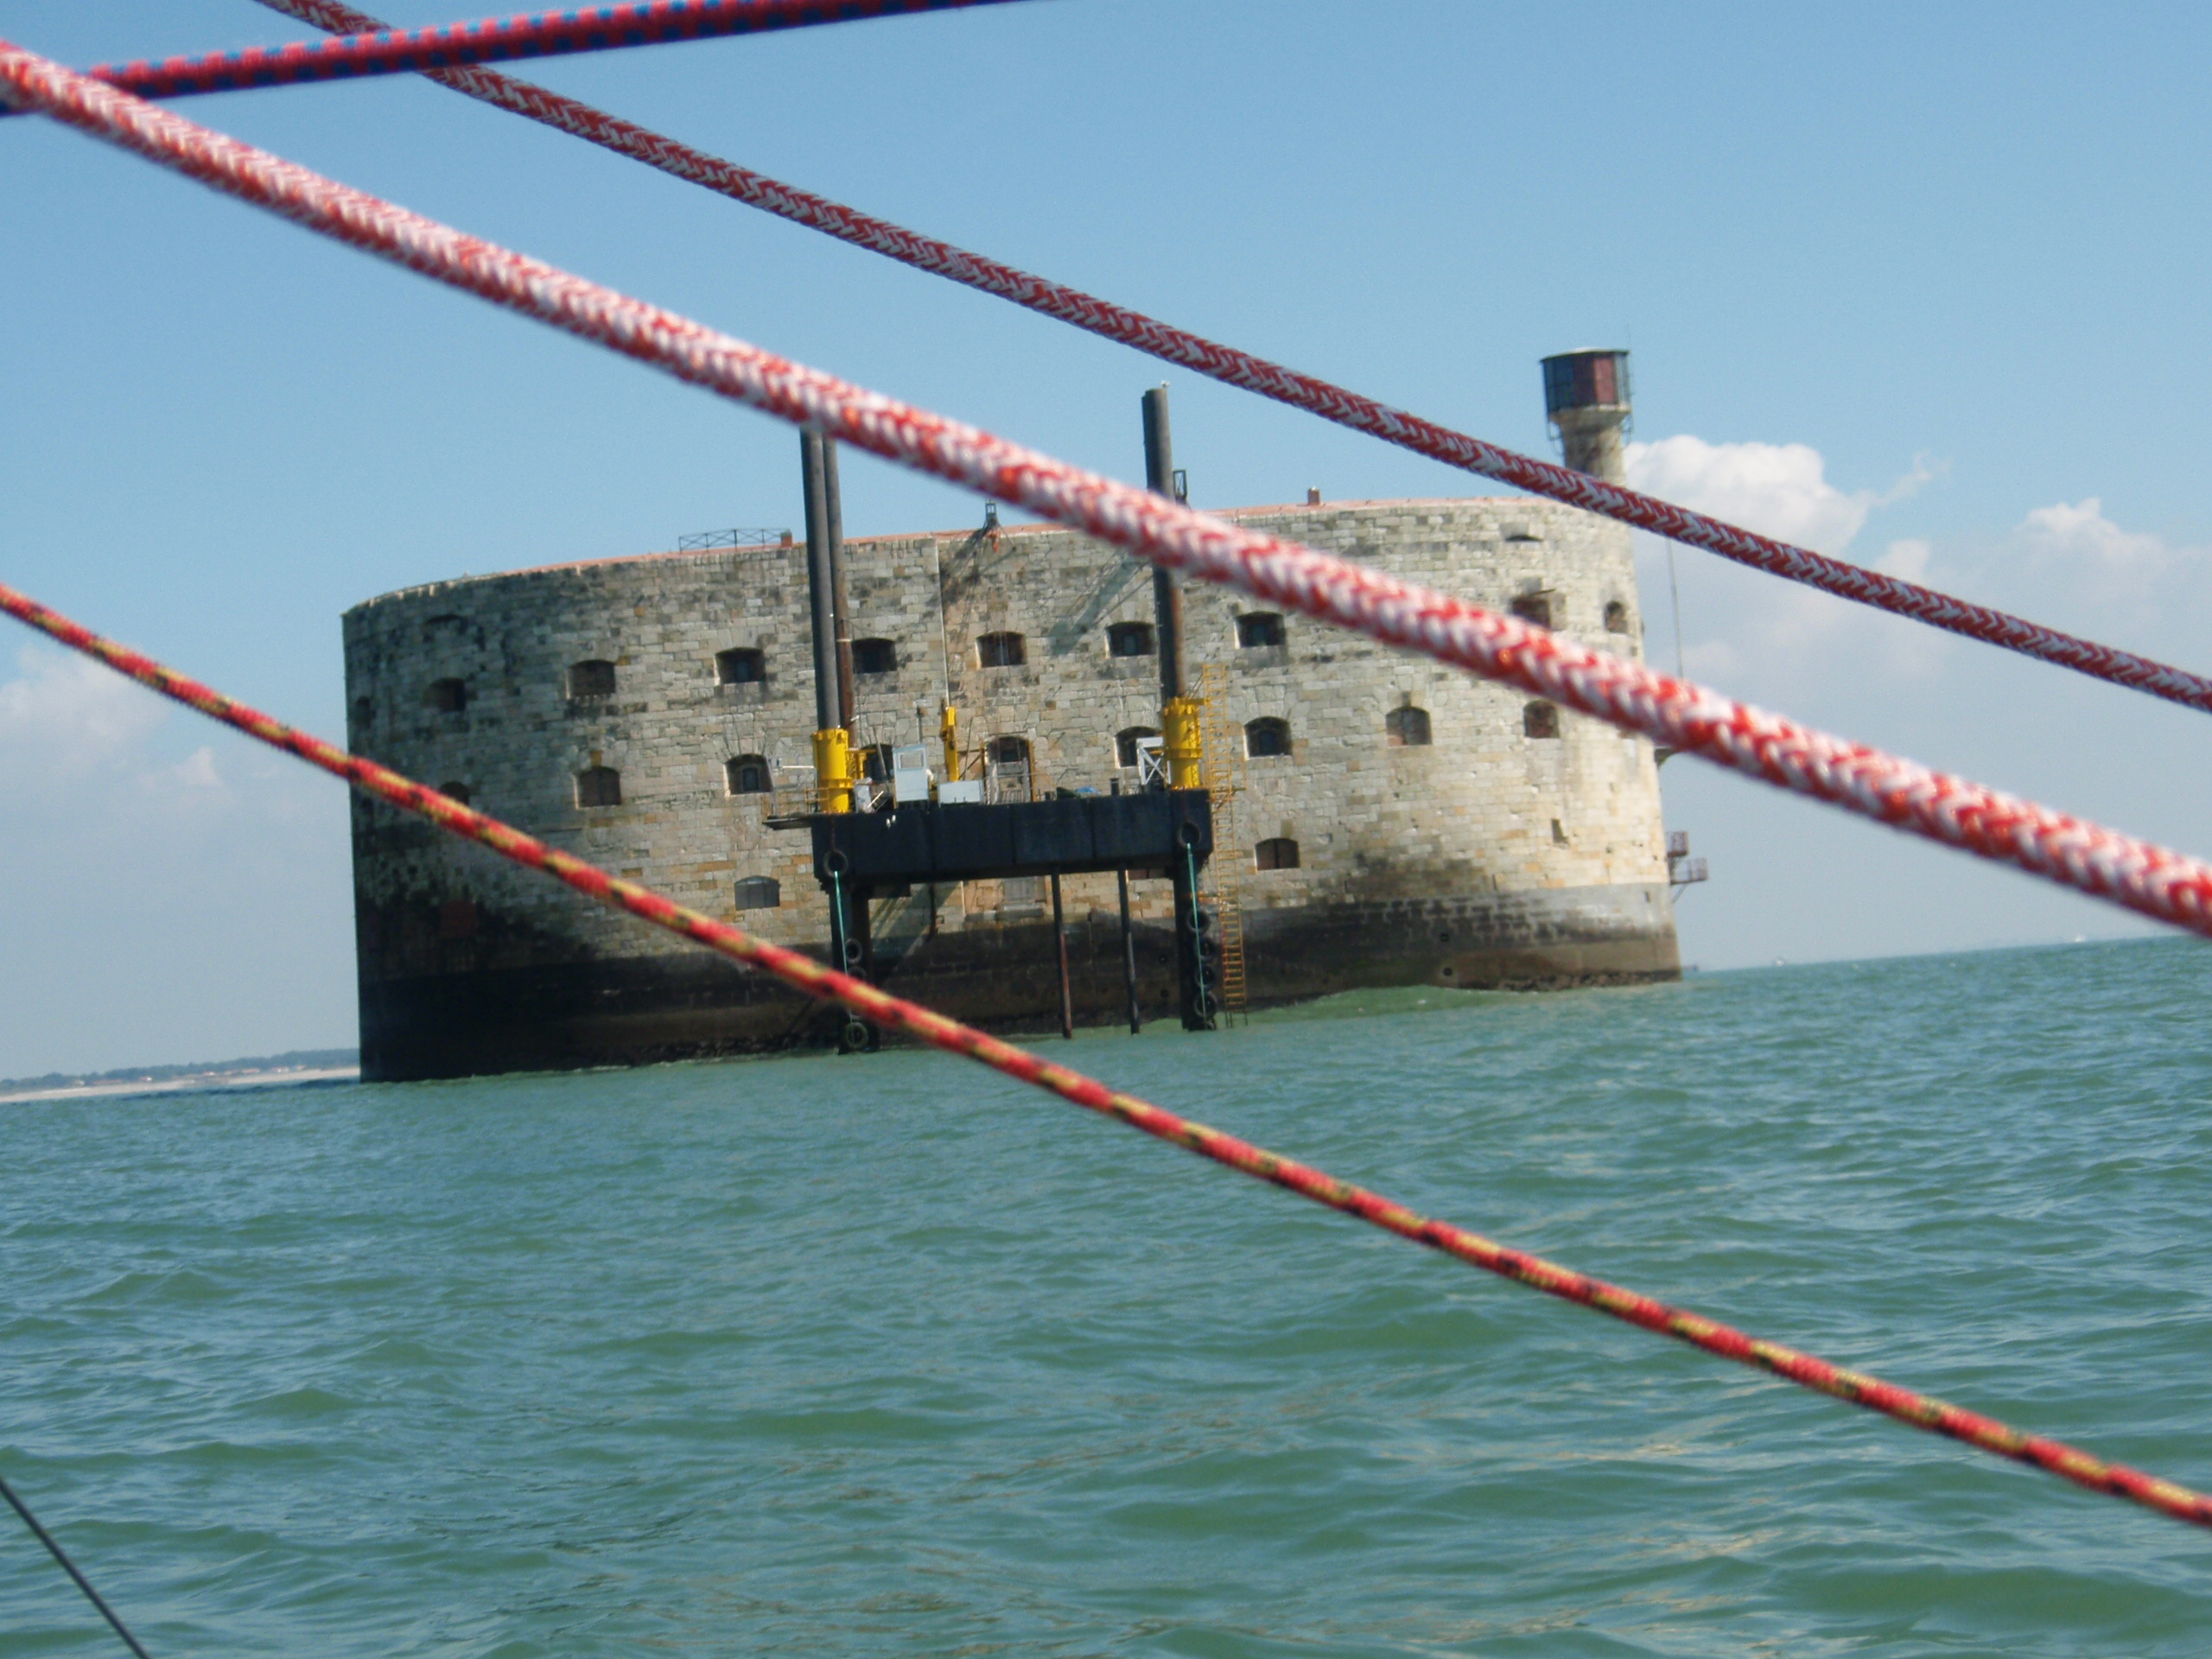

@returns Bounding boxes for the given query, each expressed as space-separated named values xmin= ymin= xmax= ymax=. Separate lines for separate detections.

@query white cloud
xmin=1628 ymin=450 xmax=2212 ymax=970
xmin=1624 ymin=438 xmax=1952 ymax=699
xmin=1872 ymin=537 xmax=1932 ymax=581
xmin=1625 ymin=435 xmax=1874 ymax=555
xmin=2006 ymin=499 xmax=2211 ymax=626
xmin=2017 ymin=497 xmax=2164 ymax=567
xmin=0 ymin=645 xmax=168 ymax=782
xmin=0 ymin=644 xmax=354 ymax=1077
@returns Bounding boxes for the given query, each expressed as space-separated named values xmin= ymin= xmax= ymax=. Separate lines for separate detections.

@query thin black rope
xmin=0 ymin=1469 xmax=153 ymax=1658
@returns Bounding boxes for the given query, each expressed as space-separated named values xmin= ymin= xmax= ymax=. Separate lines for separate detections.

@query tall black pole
xmin=823 ymin=435 xmax=857 ymax=735
xmin=801 ymin=431 xmax=839 ymax=735
xmin=1052 ymin=873 xmax=1074 ymax=1039
xmin=1141 ymin=385 xmax=1184 ymax=703
xmin=1118 ymin=867 xmax=1140 ymax=1034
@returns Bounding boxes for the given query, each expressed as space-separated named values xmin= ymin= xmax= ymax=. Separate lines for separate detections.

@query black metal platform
xmin=804 ymin=789 xmax=1220 ymax=1037
xmin=809 ymin=789 xmax=1212 ymax=887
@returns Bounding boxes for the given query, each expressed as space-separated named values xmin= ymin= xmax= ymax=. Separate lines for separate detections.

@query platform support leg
xmin=1117 ymin=868 xmax=1141 ymax=1034
xmin=1052 ymin=874 xmax=1074 ymax=1039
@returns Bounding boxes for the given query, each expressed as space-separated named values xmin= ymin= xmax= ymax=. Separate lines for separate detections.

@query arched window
xmin=1244 ymin=717 xmax=1292 ymax=759
xmin=1107 ymin=620 xmax=1155 ymax=658
xmin=734 ymin=875 xmax=781 ymax=910
xmin=575 ymin=765 xmax=622 ymax=807
xmin=1236 ymin=613 xmax=1287 ymax=649
xmin=423 ymin=677 xmax=467 ymax=714
xmin=1116 ymin=726 xmax=1160 ymax=768
xmin=977 ymin=632 xmax=1026 ymax=668
xmin=715 ymin=647 xmax=765 ymax=685
xmin=1523 ymin=701 xmax=1560 ymax=740
xmin=726 ymin=754 xmax=771 ymax=795
xmin=437 ymin=780 xmax=472 ymax=805
xmin=1604 ymin=600 xmax=1631 ymax=634
xmin=350 ymin=696 xmax=375 ymax=728
xmin=1255 ymin=837 xmax=1300 ymax=871
xmin=852 ymin=638 xmax=899 ymax=676
xmin=988 ymin=736 xmax=1031 ymax=766
xmin=568 ymin=659 xmax=617 ymax=699
xmin=1386 ymin=706 xmax=1432 ymax=747
xmin=1510 ymin=593 xmax=1554 ymax=629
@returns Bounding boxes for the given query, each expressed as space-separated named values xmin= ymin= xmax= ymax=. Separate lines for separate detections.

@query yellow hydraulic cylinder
xmin=939 ymin=703 xmax=959 ymax=785
xmin=812 ymin=727 xmax=854 ymax=814
xmin=1162 ymin=696 xmax=1203 ymax=790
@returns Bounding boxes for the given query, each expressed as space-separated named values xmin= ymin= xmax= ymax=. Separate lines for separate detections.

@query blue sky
xmin=4 ymin=2 xmax=2211 ymax=1073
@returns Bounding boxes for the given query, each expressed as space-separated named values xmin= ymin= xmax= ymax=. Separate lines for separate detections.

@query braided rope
xmin=3 ymin=575 xmax=2208 ymax=1532
xmin=215 ymin=1 xmax=2205 ymax=721
xmin=7 ymin=35 xmax=2212 ymax=941
xmin=47 ymin=0 xmax=1020 ymax=106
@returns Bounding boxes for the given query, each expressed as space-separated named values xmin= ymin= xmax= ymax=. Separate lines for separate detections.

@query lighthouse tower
xmin=1541 ymin=349 xmax=1631 ymax=482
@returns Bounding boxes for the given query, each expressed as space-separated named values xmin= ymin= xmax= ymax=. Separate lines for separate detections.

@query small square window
xmin=1236 ymin=613 xmax=1286 ymax=649
xmin=715 ymin=647 xmax=766 ymax=684
xmin=568 ymin=659 xmax=617 ymax=699
xmin=977 ymin=632 xmax=1026 ymax=668
xmin=1107 ymin=620 xmax=1155 ymax=658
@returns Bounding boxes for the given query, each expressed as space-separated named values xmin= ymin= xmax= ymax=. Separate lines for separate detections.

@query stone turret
xmin=1542 ymin=349 xmax=1632 ymax=483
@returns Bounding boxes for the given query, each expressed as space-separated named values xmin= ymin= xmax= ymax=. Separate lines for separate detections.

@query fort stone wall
xmin=342 ymin=497 xmax=1678 ymax=1078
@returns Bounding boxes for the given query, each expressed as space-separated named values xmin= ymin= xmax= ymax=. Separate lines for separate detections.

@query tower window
xmin=351 ymin=696 xmax=375 ymax=728
xmin=1523 ymin=701 xmax=1560 ymax=740
xmin=852 ymin=638 xmax=899 ymax=676
xmin=1255 ymin=837 xmax=1300 ymax=871
xmin=437 ymin=780 xmax=472 ymax=806
xmin=1244 ymin=717 xmax=1292 ymax=759
xmin=715 ymin=647 xmax=766 ymax=685
xmin=1386 ymin=706 xmax=1432 ymax=747
xmin=1604 ymin=600 xmax=1631 ymax=634
xmin=988 ymin=736 xmax=1031 ymax=766
xmin=1116 ymin=726 xmax=1160 ymax=768
xmin=726 ymin=754 xmax=771 ymax=795
xmin=575 ymin=765 xmax=622 ymax=808
xmin=568 ymin=659 xmax=617 ymax=699
xmin=1510 ymin=594 xmax=1554 ymax=630
xmin=423 ymin=677 xmax=467 ymax=714
xmin=1107 ymin=620 xmax=1155 ymax=658
xmin=734 ymin=875 xmax=781 ymax=911
xmin=1236 ymin=613 xmax=1287 ymax=649
xmin=977 ymin=632 xmax=1027 ymax=668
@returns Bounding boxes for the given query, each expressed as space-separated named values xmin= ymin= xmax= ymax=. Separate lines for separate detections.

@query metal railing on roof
xmin=677 ymin=527 xmax=791 ymax=552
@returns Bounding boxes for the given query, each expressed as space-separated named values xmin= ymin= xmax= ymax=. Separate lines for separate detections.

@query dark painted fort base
xmin=355 ymin=878 xmax=1677 ymax=1082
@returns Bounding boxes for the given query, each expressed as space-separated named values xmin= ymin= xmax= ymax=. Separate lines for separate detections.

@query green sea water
xmin=8 ymin=938 xmax=2212 ymax=1656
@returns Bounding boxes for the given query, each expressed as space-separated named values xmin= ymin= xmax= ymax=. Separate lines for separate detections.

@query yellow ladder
xmin=1194 ymin=665 xmax=1249 ymax=1022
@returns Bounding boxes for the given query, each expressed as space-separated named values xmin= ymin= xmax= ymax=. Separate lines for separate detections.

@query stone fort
xmin=344 ymin=477 xmax=1681 ymax=1079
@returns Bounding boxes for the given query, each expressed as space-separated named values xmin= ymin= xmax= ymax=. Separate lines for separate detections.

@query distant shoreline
xmin=0 ymin=1066 xmax=359 ymax=1105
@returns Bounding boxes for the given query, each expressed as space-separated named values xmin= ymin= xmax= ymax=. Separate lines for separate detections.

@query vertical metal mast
xmin=822 ymin=434 xmax=858 ymax=735
xmin=1143 ymin=385 xmax=1201 ymax=790
xmin=801 ymin=429 xmax=852 ymax=813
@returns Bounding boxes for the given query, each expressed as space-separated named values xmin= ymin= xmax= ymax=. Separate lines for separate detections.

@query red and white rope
xmin=7 ymin=34 xmax=2212 ymax=939
xmin=47 ymin=0 xmax=1018 ymax=107
xmin=201 ymin=0 xmax=2212 ymax=721
xmin=7 ymin=570 xmax=2211 ymax=1533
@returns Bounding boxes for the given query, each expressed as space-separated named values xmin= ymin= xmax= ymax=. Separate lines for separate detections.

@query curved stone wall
xmin=342 ymin=497 xmax=1678 ymax=1078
